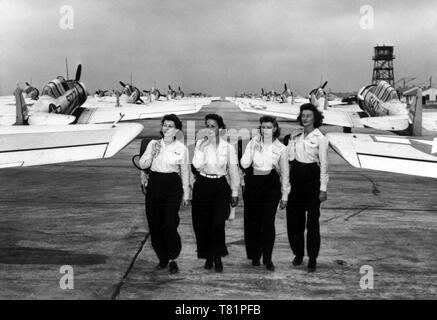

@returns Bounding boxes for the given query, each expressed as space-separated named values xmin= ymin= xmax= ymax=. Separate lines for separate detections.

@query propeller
xmin=75 ymin=64 xmax=82 ymax=81
xmin=320 ymin=81 xmax=328 ymax=89
xmin=309 ymin=81 xmax=329 ymax=97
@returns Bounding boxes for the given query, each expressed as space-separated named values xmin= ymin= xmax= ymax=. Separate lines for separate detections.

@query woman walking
xmin=139 ymin=114 xmax=190 ymax=274
xmin=286 ymin=103 xmax=329 ymax=272
xmin=240 ymin=116 xmax=290 ymax=271
xmin=191 ymin=114 xmax=240 ymax=272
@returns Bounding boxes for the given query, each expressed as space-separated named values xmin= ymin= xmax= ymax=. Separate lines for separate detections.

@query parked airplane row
xmin=230 ymin=81 xmax=437 ymax=179
xmin=0 ymin=65 xmax=210 ymax=168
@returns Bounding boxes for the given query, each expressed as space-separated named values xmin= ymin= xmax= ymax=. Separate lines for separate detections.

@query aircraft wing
xmin=423 ymin=110 xmax=437 ymax=132
xmin=0 ymin=95 xmax=35 ymax=106
xmin=0 ymin=123 xmax=143 ymax=168
xmin=360 ymin=115 xmax=410 ymax=131
xmin=235 ymin=98 xmax=411 ymax=131
xmin=235 ymin=98 xmax=365 ymax=128
xmin=0 ymin=104 xmax=15 ymax=126
xmin=327 ymin=132 xmax=437 ymax=178
xmin=77 ymin=98 xmax=209 ymax=124
xmin=234 ymin=98 xmax=300 ymax=120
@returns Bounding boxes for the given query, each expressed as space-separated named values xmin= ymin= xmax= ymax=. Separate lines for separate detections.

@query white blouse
xmin=240 ymin=137 xmax=290 ymax=201
xmin=287 ymin=128 xmax=329 ymax=192
xmin=192 ymin=138 xmax=240 ymax=197
xmin=139 ymin=139 xmax=190 ymax=200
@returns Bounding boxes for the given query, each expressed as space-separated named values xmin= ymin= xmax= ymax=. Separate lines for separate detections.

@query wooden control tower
xmin=372 ymin=45 xmax=395 ymax=86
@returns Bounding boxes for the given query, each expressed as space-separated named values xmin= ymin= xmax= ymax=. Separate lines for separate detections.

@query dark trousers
xmin=191 ymin=176 xmax=231 ymax=259
xmin=145 ymin=171 xmax=183 ymax=263
xmin=286 ymin=160 xmax=321 ymax=259
xmin=243 ymin=170 xmax=281 ymax=263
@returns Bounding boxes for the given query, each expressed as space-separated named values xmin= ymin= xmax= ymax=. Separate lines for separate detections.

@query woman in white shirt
xmin=286 ymin=103 xmax=329 ymax=273
xmin=240 ymin=116 xmax=290 ymax=271
xmin=192 ymin=114 xmax=240 ymax=272
xmin=139 ymin=114 xmax=190 ymax=274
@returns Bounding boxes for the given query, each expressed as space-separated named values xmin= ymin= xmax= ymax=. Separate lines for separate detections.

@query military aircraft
xmin=327 ymin=89 xmax=437 ymax=178
xmin=82 ymin=82 xmax=209 ymax=123
xmin=1 ymin=65 xmax=209 ymax=124
xmin=231 ymin=81 xmax=414 ymax=132
xmin=94 ymin=89 xmax=110 ymax=98
xmin=0 ymin=87 xmax=143 ymax=168
xmin=142 ymin=86 xmax=167 ymax=102
xmin=230 ymin=80 xmax=436 ymax=178
xmin=176 ymin=86 xmax=185 ymax=99
xmin=0 ymin=65 xmax=209 ymax=167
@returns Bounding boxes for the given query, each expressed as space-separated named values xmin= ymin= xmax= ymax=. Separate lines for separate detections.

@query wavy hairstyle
xmin=297 ymin=103 xmax=324 ymax=128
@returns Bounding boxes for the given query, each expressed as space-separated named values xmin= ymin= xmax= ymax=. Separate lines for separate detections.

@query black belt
xmin=149 ymin=170 xmax=179 ymax=175
xmin=289 ymin=160 xmax=318 ymax=167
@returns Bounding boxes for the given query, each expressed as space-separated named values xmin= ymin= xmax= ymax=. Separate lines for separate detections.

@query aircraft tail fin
xmin=408 ymin=88 xmax=422 ymax=136
xmin=14 ymin=87 xmax=27 ymax=125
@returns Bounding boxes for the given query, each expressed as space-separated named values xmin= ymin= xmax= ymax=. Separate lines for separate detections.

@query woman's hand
xmin=319 ymin=191 xmax=327 ymax=203
xmin=279 ymin=200 xmax=288 ymax=210
xmin=231 ymin=196 xmax=239 ymax=207
xmin=251 ymin=136 xmax=262 ymax=152
xmin=182 ymin=199 xmax=191 ymax=207
xmin=199 ymin=137 xmax=209 ymax=152
xmin=152 ymin=141 xmax=161 ymax=157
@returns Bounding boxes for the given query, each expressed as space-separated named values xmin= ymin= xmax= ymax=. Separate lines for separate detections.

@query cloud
xmin=1 ymin=0 xmax=436 ymax=95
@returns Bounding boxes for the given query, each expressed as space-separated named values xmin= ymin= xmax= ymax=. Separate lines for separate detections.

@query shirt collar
xmin=291 ymin=128 xmax=304 ymax=138
xmin=306 ymin=128 xmax=322 ymax=138
xmin=295 ymin=128 xmax=323 ymax=139
xmin=160 ymin=138 xmax=178 ymax=148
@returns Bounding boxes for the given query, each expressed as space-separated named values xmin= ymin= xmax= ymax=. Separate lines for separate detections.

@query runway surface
xmin=0 ymin=101 xmax=436 ymax=299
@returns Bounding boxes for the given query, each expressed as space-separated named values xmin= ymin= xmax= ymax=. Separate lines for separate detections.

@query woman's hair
xmin=161 ymin=114 xmax=183 ymax=130
xmin=297 ymin=103 xmax=324 ymax=128
xmin=160 ymin=114 xmax=183 ymax=138
xmin=205 ymin=113 xmax=226 ymax=129
xmin=259 ymin=115 xmax=281 ymax=139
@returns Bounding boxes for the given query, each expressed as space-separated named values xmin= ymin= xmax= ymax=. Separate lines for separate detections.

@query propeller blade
xmin=320 ymin=81 xmax=328 ymax=89
xmin=120 ymin=81 xmax=126 ymax=88
xmin=138 ymin=98 xmax=145 ymax=104
xmin=75 ymin=64 xmax=82 ymax=81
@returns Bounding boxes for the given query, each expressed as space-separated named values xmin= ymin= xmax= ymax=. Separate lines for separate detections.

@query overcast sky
xmin=1 ymin=0 xmax=436 ymax=96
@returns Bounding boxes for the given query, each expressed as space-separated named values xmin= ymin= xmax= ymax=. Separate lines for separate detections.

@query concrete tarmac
xmin=0 ymin=101 xmax=436 ymax=299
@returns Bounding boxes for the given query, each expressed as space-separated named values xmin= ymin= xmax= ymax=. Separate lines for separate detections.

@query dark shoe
xmin=265 ymin=261 xmax=275 ymax=271
xmin=308 ymin=258 xmax=317 ymax=273
xmin=169 ymin=261 xmax=179 ymax=274
xmin=214 ymin=257 xmax=223 ymax=272
xmin=251 ymin=259 xmax=260 ymax=266
xmin=204 ymin=258 xmax=213 ymax=270
xmin=155 ymin=261 xmax=168 ymax=270
xmin=292 ymin=256 xmax=304 ymax=266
